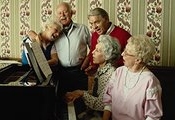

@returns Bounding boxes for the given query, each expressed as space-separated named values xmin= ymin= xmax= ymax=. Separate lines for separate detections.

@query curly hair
xmin=126 ymin=35 xmax=156 ymax=64
xmin=97 ymin=35 xmax=121 ymax=65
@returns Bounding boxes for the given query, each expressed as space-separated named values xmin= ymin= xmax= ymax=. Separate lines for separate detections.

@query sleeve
xmin=51 ymin=44 xmax=57 ymax=54
xmin=82 ymin=69 xmax=113 ymax=111
xmin=87 ymin=32 xmax=98 ymax=65
xmin=84 ymin=25 xmax=91 ymax=48
xmin=144 ymin=76 xmax=163 ymax=120
xmin=103 ymin=72 xmax=116 ymax=112
xmin=83 ymin=91 xmax=104 ymax=111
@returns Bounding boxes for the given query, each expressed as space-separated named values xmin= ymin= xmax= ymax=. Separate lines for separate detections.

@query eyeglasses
xmin=122 ymin=49 xmax=135 ymax=57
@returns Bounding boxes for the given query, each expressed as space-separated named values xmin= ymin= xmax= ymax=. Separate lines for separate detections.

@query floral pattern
xmin=0 ymin=0 xmax=10 ymax=57
xmin=146 ymin=0 xmax=162 ymax=65
xmin=41 ymin=0 xmax=52 ymax=23
xmin=0 ymin=0 xmax=167 ymax=66
xmin=116 ymin=0 xmax=131 ymax=33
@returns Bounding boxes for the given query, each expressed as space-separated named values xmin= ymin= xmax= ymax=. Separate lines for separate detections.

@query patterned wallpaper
xmin=146 ymin=0 xmax=162 ymax=65
xmin=19 ymin=0 xmax=31 ymax=36
xmin=116 ymin=0 xmax=131 ymax=33
xmin=89 ymin=0 xmax=102 ymax=9
xmin=0 ymin=0 xmax=10 ymax=57
xmin=40 ymin=0 xmax=52 ymax=23
xmin=0 ymin=0 xmax=174 ymax=66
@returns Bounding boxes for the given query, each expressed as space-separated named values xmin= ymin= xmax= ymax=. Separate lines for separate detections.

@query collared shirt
xmin=54 ymin=22 xmax=91 ymax=67
xmin=106 ymin=23 xmax=115 ymax=35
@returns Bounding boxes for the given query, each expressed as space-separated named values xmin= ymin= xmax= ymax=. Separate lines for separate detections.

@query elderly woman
xmin=22 ymin=20 xmax=62 ymax=66
xmin=103 ymin=35 xmax=163 ymax=120
xmin=65 ymin=35 xmax=121 ymax=119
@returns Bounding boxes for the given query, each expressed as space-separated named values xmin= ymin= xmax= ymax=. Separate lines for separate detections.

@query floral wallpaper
xmin=89 ymin=0 xmax=102 ymax=9
xmin=19 ymin=0 xmax=31 ymax=37
xmin=116 ymin=0 xmax=131 ymax=33
xmin=146 ymin=0 xmax=162 ymax=65
xmin=0 ymin=0 xmax=174 ymax=66
xmin=0 ymin=0 xmax=10 ymax=57
xmin=41 ymin=0 xmax=53 ymax=23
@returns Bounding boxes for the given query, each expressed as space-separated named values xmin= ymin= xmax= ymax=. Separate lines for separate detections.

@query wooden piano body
xmin=0 ymin=63 xmax=55 ymax=120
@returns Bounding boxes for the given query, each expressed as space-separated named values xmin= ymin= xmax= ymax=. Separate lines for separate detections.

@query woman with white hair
xmin=22 ymin=21 xmax=62 ymax=66
xmin=65 ymin=35 xmax=121 ymax=119
xmin=103 ymin=35 xmax=163 ymax=120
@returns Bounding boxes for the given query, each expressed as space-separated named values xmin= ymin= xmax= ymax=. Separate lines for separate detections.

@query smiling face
xmin=92 ymin=43 xmax=106 ymax=66
xmin=88 ymin=15 xmax=109 ymax=35
xmin=45 ymin=23 xmax=61 ymax=41
xmin=55 ymin=3 xmax=72 ymax=26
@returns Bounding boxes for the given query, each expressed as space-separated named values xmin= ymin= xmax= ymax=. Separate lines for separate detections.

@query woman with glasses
xmin=103 ymin=35 xmax=163 ymax=120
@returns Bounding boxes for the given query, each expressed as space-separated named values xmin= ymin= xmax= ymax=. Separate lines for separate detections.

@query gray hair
xmin=98 ymin=35 xmax=121 ymax=64
xmin=88 ymin=7 xmax=109 ymax=20
xmin=41 ymin=20 xmax=63 ymax=32
xmin=127 ymin=35 xmax=156 ymax=64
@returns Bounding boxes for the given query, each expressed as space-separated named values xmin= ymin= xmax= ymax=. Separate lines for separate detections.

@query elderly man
xmin=54 ymin=2 xmax=91 ymax=119
xmin=82 ymin=7 xmax=131 ymax=75
xmin=54 ymin=1 xmax=91 ymax=95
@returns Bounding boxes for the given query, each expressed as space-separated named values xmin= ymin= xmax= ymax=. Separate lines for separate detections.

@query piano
xmin=0 ymin=41 xmax=56 ymax=120
xmin=0 ymin=63 xmax=55 ymax=120
xmin=0 ymin=41 xmax=77 ymax=120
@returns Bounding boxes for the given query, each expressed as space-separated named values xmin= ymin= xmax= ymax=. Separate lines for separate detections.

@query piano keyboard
xmin=68 ymin=102 xmax=76 ymax=120
xmin=0 ymin=63 xmax=12 ymax=69
xmin=55 ymin=101 xmax=77 ymax=120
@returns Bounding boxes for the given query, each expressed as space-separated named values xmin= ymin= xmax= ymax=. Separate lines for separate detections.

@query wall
xmin=0 ymin=0 xmax=175 ymax=66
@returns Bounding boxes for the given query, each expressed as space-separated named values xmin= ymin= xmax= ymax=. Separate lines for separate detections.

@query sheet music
xmin=31 ymin=42 xmax=52 ymax=78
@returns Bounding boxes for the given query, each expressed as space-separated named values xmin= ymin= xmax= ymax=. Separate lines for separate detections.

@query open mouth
xmin=51 ymin=34 xmax=57 ymax=40
xmin=60 ymin=17 xmax=66 ymax=20
xmin=96 ymin=29 xmax=101 ymax=33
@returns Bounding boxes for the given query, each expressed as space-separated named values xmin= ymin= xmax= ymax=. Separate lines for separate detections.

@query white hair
xmin=126 ymin=34 xmax=156 ymax=63
xmin=41 ymin=20 xmax=63 ymax=32
xmin=97 ymin=35 xmax=121 ymax=64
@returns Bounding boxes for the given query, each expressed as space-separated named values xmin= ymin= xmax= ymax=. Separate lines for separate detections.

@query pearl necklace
xmin=124 ymin=66 xmax=146 ymax=89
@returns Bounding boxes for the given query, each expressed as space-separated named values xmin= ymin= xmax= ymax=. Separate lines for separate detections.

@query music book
xmin=24 ymin=41 xmax=52 ymax=85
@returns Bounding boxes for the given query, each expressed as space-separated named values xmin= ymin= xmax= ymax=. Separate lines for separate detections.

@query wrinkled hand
xmin=65 ymin=90 xmax=84 ymax=103
xmin=65 ymin=92 xmax=75 ymax=102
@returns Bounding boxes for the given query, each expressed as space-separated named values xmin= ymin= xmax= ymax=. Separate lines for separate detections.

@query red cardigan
xmin=88 ymin=26 xmax=131 ymax=67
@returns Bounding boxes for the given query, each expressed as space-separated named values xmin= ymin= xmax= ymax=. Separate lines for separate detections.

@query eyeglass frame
xmin=122 ymin=49 xmax=136 ymax=57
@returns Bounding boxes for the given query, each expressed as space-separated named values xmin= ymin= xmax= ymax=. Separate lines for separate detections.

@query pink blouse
xmin=103 ymin=66 xmax=163 ymax=120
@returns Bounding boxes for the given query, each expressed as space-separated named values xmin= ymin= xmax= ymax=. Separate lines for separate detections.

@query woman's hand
xmin=65 ymin=90 xmax=84 ymax=102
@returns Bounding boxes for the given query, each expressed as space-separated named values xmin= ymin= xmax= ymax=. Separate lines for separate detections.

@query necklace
xmin=124 ymin=66 xmax=146 ymax=89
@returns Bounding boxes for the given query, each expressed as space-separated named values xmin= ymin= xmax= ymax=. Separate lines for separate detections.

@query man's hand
xmin=84 ymin=65 xmax=98 ymax=76
xmin=80 ymin=56 xmax=90 ymax=70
